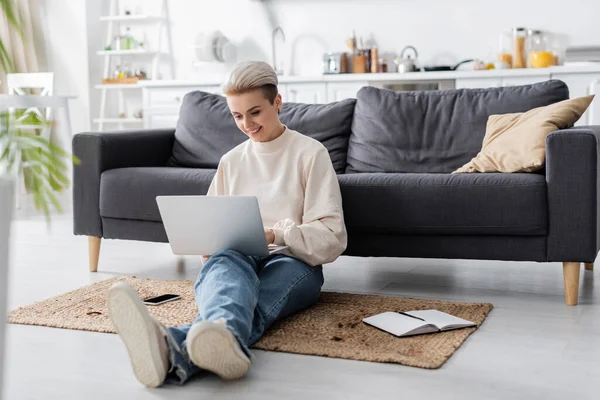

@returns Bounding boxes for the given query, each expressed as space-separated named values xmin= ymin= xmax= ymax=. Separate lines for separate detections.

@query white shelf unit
xmin=95 ymin=0 xmax=175 ymax=131
xmin=99 ymin=15 xmax=164 ymax=22
xmin=96 ymin=49 xmax=165 ymax=56
xmin=94 ymin=83 xmax=143 ymax=89
xmin=93 ymin=118 xmax=143 ymax=124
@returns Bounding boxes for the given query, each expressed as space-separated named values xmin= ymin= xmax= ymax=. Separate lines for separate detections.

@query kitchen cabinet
xmin=501 ymin=74 xmax=550 ymax=87
xmin=142 ymin=85 xmax=221 ymax=129
xmin=140 ymin=67 xmax=600 ymax=129
xmin=143 ymin=85 xmax=221 ymax=112
xmin=455 ymin=78 xmax=501 ymax=89
xmin=455 ymin=74 xmax=550 ymax=89
xmin=283 ymin=83 xmax=327 ymax=104
xmin=326 ymin=82 xmax=367 ymax=101
xmin=551 ymin=73 xmax=600 ymax=126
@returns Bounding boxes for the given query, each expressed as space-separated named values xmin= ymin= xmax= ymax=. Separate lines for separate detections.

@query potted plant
xmin=1 ymin=2 xmax=78 ymax=398
xmin=0 ymin=99 xmax=78 ymax=400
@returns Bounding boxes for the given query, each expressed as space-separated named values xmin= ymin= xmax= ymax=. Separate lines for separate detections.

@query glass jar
xmin=549 ymin=33 xmax=566 ymax=66
xmin=378 ymin=58 xmax=388 ymax=73
xmin=121 ymin=27 xmax=135 ymax=50
xmin=497 ymin=31 xmax=513 ymax=68
xmin=113 ymin=65 xmax=123 ymax=79
xmin=512 ymin=27 xmax=527 ymax=68
xmin=526 ymin=29 xmax=552 ymax=68
xmin=121 ymin=61 xmax=132 ymax=78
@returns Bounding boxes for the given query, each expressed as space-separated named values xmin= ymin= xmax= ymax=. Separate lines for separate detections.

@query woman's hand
xmin=265 ymin=228 xmax=275 ymax=245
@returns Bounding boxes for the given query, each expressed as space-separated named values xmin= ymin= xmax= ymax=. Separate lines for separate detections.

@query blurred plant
xmin=1 ymin=110 xmax=79 ymax=222
xmin=0 ymin=0 xmax=22 ymax=73
xmin=1 ymin=1 xmax=80 ymax=222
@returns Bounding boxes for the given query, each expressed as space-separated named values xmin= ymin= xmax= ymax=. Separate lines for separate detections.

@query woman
xmin=107 ymin=61 xmax=347 ymax=387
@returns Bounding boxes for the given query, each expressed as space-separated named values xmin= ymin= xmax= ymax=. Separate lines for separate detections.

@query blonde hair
xmin=222 ymin=61 xmax=279 ymax=104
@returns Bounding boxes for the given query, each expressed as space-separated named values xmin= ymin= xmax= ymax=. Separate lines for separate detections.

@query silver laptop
xmin=156 ymin=195 xmax=288 ymax=257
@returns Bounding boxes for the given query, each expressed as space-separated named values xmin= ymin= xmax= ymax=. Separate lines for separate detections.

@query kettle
xmin=394 ymin=46 xmax=419 ymax=73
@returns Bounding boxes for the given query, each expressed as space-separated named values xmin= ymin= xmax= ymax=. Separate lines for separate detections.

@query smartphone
xmin=143 ymin=294 xmax=181 ymax=306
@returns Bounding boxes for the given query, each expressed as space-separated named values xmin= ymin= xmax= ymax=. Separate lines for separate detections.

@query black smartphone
xmin=143 ymin=294 xmax=181 ymax=306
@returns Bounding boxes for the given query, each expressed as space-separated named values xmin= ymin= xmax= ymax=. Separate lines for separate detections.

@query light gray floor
xmin=3 ymin=216 xmax=600 ymax=400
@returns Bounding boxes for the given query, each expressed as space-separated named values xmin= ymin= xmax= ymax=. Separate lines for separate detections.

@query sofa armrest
xmin=546 ymin=125 xmax=600 ymax=262
xmin=72 ymin=129 xmax=175 ymax=237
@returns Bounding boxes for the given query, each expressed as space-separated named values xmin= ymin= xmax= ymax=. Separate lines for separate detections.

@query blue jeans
xmin=163 ymin=248 xmax=324 ymax=385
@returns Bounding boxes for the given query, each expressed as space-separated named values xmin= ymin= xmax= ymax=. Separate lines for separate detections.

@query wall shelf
xmin=94 ymin=0 xmax=175 ymax=131
xmin=94 ymin=84 xmax=142 ymax=89
xmin=93 ymin=118 xmax=143 ymax=124
xmin=96 ymin=49 xmax=164 ymax=56
xmin=99 ymin=15 xmax=163 ymax=22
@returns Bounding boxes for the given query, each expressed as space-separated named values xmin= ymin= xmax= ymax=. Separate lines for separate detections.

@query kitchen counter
xmin=139 ymin=65 xmax=600 ymax=87
xmin=140 ymin=64 xmax=600 ymax=129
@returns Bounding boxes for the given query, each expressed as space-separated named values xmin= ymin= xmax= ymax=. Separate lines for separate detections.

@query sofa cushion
xmin=100 ymin=167 xmax=216 ymax=222
xmin=454 ymin=95 xmax=594 ymax=173
xmin=338 ymin=172 xmax=547 ymax=235
xmin=279 ymin=99 xmax=356 ymax=173
xmin=168 ymin=90 xmax=356 ymax=174
xmin=346 ymin=80 xmax=570 ymax=174
xmin=168 ymin=91 xmax=244 ymax=170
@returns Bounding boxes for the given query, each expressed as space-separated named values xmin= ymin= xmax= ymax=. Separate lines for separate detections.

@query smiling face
xmin=226 ymin=89 xmax=284 ymax=142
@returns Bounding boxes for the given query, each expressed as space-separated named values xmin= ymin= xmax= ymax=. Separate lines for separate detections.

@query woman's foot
xmin=186 ymin=319 xmax=251 ymax=380
xmin=107 ymin=282 xmax=170 ymax=388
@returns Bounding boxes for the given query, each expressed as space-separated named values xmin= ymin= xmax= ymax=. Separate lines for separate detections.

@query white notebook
xmin=362 ymin=310 xmax=476 ymax=338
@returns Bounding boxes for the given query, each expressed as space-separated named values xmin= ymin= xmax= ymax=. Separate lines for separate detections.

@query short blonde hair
xmin=222 ymin=61 xmax=279 ymax=104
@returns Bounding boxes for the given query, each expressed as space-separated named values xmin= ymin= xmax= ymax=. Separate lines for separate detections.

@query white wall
xmin=86 ymin=0 xmax=109 ymax=130
xmin=38 ymin=0 xmax=91 ymax=137
xmin=82 ymin=0 xmax=600 ymax=122
xmin=115 ymin=0 xmax=600 ymax=78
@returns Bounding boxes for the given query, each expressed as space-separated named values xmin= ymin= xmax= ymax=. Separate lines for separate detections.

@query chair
xmin=6 ymin=72 xmax=55 ymax=141
xmin=4 ymin=73 xmax=74 ymax=210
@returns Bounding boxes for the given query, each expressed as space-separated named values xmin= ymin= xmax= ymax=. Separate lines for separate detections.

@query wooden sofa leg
xmin=88 ymin=236 xmax=101 ymax=272
xmin=584 ymin=263 xmax=594 ymax=271
xmin=563 ymin=262 xmax=581 ymax=306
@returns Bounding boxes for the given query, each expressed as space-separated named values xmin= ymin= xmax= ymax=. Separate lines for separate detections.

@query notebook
xmin=362 ymin=310 xmax=476 ymax=337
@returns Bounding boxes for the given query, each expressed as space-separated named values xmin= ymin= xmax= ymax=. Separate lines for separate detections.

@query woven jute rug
xmin=8 ymin=276 xmax=492 ymax=369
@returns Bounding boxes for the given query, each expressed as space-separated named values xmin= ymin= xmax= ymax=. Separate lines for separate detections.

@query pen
xmin=397 ymin=311 xmax=426 ymax=321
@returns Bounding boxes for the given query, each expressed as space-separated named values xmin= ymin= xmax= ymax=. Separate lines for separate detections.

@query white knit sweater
xmin=206 ymin=127 xmax=347 ymax=266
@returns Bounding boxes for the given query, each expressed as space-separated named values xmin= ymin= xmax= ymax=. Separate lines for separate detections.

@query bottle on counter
xmin=512 ymin=27 xmax=527 ymax=68
xmin=370 ymin=47 xmax=379 ymax=72
xmin=114 ymin=35 xmax=121 ymax=51
xmin=526 ymin=29 xmax=553 ymax=68
xmin=497 ymin=31 xmax=513 ymax=68
xmin=364 ymin=48 xmax=372 ymax=73
xmin=378 ymin=58 xmax=388 ymax=73
xmin=113 ymin=65 xmax=123 ymax=79
xmin=122 ymin=27 xmax=135 ymax=50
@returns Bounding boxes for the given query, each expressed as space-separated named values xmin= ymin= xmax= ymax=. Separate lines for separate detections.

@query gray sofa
xmin=73 ymin=79 xmax=600 ymax=305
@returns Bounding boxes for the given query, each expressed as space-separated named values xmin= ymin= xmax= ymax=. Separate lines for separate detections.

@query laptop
xmin=156 ymin=195 xmax=289 ymax=257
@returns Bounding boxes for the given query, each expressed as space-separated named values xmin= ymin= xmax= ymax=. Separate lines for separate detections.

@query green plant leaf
xmin=1 ymin=0 xmax=25 ymax=37
xmin=0 ymin=39 xmax=15 ymax=73
xmin=46 ymin=189 xmax=63 ymax=213
xmin=1 ymin=108 xmax=79 ymax=222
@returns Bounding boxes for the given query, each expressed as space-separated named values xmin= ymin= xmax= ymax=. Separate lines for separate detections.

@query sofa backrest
xmin=168 ymin=91 xmax=356 ymax=174
xmin=346 ymin=80 xmax=570 ymax=174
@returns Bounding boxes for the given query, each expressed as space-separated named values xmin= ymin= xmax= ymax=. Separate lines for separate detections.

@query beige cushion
xmin=453 ymin=95 xmax=595 ymax=174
